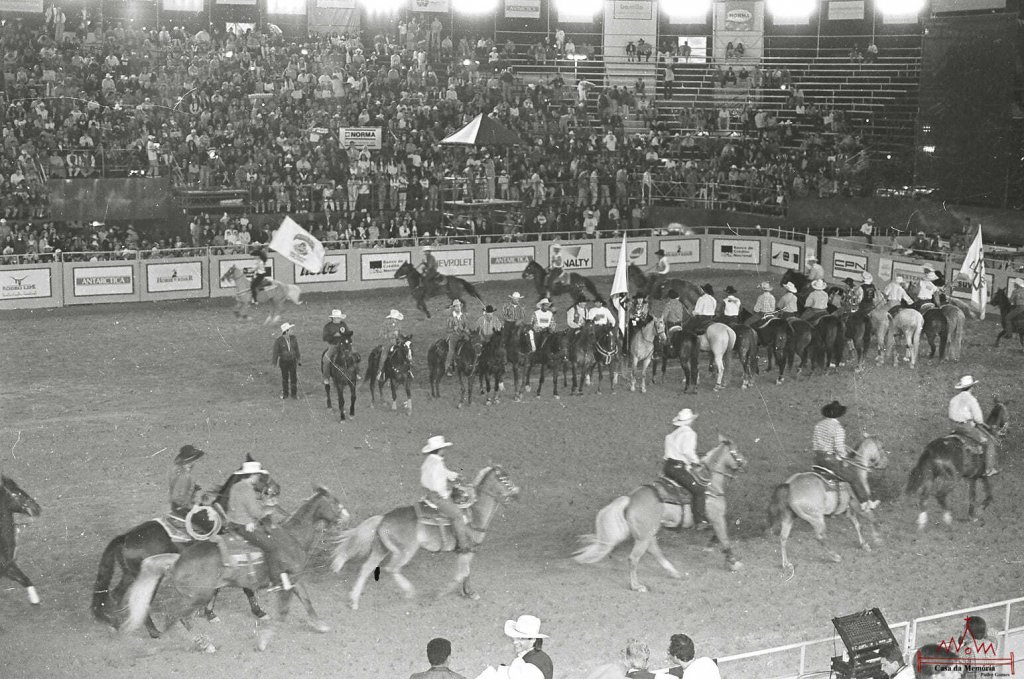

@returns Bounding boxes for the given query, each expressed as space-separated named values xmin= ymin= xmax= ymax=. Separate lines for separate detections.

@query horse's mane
xmin=471 ymin=466 xmax=494 ymax=487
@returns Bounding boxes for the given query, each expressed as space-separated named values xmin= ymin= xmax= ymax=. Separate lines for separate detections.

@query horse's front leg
xmin=349 ymin=383 xmax=357 ymax=418
xmin=242 ymin=587 xmax=268 ymax=620
xmin=0 ymin=561 xmax=39 ymax=605
xmin=389 ymin=377 xmax=399 ymax=410
xmin=291 ymin=583 xmax=330 ymax=633
xmin=968 ymin=478 xmax=978 ymax=521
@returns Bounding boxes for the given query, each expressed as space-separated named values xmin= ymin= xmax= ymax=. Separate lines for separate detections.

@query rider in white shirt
xmin=949 ymin=375 xmax=998 ymax=476
xmin=529 ymin=298 xmax=555 ymax=351
xmin=686 ymin=284 xmax=717 ymax=335
xmin=915 ymin=271 xmax=939 ymax=309
xmin=566 ymin=300 xmax=588 ymax=330
xmin=883 ymin=276 xmax=913 ymax=310
xmin=588 ymin=299 xmax=616 ymax=326
xmin=805 ymin=255 xmax=825 ymax=282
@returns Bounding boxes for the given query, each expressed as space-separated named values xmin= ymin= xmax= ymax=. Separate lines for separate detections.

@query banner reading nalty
xmin=504 ymin=0 xmax=540 ymax=18
xmin=0 ymin=268 xmax=51 ymax=299
xmin=488 ymin=246 xmax=535 ymax=274
xmin=74 ymin=266 xmax=134 ymax=297
xmin=147 ymin=262 xmax=203 ymax=293
xmin=552 ymin=243 xmax=593 ymax=270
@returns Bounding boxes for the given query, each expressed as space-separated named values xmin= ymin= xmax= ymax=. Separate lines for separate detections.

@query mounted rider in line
xmin=746 ymin=281 xmax=778 ymax=328
xmin=475 ymin=304 xmax=503 ymax=340
xmin=548 ymin=242 xmax=570 ymax=288
xmin=662 ymin=408 xmax=708 ymax=528
xmin=840 ymin=278 xmax=863 ymax=317
xmin=1000 ymin=280 xmax=1024 ymax=334
xmin=882 ymin=275 xmax=913 ymax=314
xmin=250 ymin=247 xmax=270 ymax=305
xmin=776 ymin=281 xmax=798 ymax=318
xmin=444 ymin=299 xmax=471 ymax=376
xmin=720 ymin=286 xmax=742 ymax=324
xmin=566 ymin=299 xmax=590 ymax=334
xmin=378 ymin=309 xmax=405 ymax=382
xmin=169 ymin=445 xmax=206 ymax=519
xmin=682 ymin=284 xmax=717 ymax=335
xmin=226 ymin=461 xmax=293 ymax=591
xmin=661 ymin=289 xmax=686 ymax=338
xmin=914 ymin=270 xmax=940 ymax=310
xmin=322 ymin=308 xmax=353 ymax=386
xmin=858 ymin=272 xmax=877 ymax=311
xmin=420 ymin=436 xmax=473 ymax=553
xmin=949 ymin=375 xmax=999 ymax=476
xmin=529 ymin=298 xmax=556 ymax=352
xmin=806 ymin=255 xmax=825 ymax=282
xmin=812 ymin=401 xmax=879 ymax=512
xmin=588 ymin=298 xmax=616 ymax=330
xmin=501 ymin=291 xmax=527 ymax=330
xmin=801 ymin=279 xmax=830 ymax=323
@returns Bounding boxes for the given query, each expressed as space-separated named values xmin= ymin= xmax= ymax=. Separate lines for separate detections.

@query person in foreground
xmin=411 ymin=637 xmax=466 ymax=679
xmin=583 ymin=638 xmax=655 ymax=679
xmin=665 ymin=634 xmax=720 ymax=678
xmin=474 ymin=614 xmax=551 ymax=679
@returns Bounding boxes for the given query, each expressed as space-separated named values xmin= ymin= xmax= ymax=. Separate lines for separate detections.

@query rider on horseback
xmin=806 ymin=255 xmax=825 ymax=282
xmin=169 ymin=445 xmax=205 ymax=519
xmin=812 ymin=401 xmax=879 ymax=511
xmin=777 ymin=281 xmax=798 ymax=318
xmin=1001 ymin=280 xmax=1024 ymax=333
xmin=588 ymin=298 xmax=616 ymax=327
xmin=420 ymin=436 xmax=473 ymax=553
xmin=841 ymin=278 xmax=863 ymax=316
xmin=378 ymin=309 xmax=405 ymax=382
xmin=684 ymin=284 xmax=717 ymax=335
xmin=445 ymin=299 xmax=471 ymax=376
xmin=661 ymin=289 xmax=686 ymax=334
xmin=502 ymin=291 xmax=527 ymax=327
xmin=949 ymin=375 xmax=998 ymax=476
xmin=323 ymin=309 xmax=351 ymax=345
xmin=914 ymin=270 xmax=939 ymax=310
xmin=747 ymin=281 xmax=777 ymax=327
xmin=802 ymin=279 xmax=830 ymax=322
xmin=250 ymin=248 xmax=269 ymax=305
xmin=721 ymin=286 xmax=742 ymax=322
xmin=419 ymin=246 xmax=442 ymax=293
xmin=883 ymin=276 xmax=913 ymax=312
xmin=226 ymin=461 xmax=293 ymax=591
xmin=662 ymin=409 xmax=708 ymax=528
xmin=649 ymin=248 xmax=669 ymax=288
xmin=567 ymin=299 xmax=589 ymax=331
xmin=858 ymin=272 xmax=877 ymax=311
xmin=475 ymin=305 xmax=503 ymax=340
xmin=549 ymin=242 xmax=570 ymax=287
xmin=529 ymin=298 xmax=555 ymax=352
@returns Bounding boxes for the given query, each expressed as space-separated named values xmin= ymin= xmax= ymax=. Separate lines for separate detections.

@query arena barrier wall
xmin=0 ymin=230 xmax=818 ymax=310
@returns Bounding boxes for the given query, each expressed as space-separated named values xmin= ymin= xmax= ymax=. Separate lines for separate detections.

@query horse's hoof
xmin=630 ymin=386 xmax=636 ymax=392
xmin=630 ymin=584 xmax=648 ymax=593
xmin=862 ymin=543 xmax=872 ymax=553
xmin=729 ymin=561 xmax=744 ymax=572
xmin=553 ymin=395 xmax=560 ymax=400
xmin=207 ymin=614 xmax=222 ymax=624
xmin=390 ymin=403 xmax=397 ymax=411
xmin=464 ymin=591 xmax=480 ymax=601
xmin=256 ymin=629 xmax=274 ymax=652
xmin=27 ymin=587 xmax=40 ymax=605
xmin=776 ymin=378 xmax=784 ymax=385
xmin=830 ymin=554 xmax=842 ymax=563
xmin=310 ymin=619 xmax=331 ymax=634
xmin=350 ymin=600 xmax=359 ymax=611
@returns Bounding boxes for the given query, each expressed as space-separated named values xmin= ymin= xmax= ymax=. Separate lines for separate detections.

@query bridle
xmin=466 ymin=469 xmax=518 ymax=532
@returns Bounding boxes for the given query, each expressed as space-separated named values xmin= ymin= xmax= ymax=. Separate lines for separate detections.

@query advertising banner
xmin=218 ymin=259 xmax=274 ymax=289
xmin=769 ymin=242 xmax=801 ymax=271
xmin=712 ymin=239 xmax=761 ymax=265
xmin=878 ymin=257 xmax=893 ymax=281
xmin=434 ymin=249 xmax=475 ymax=277
xmin=552 ymin=243 xmax=593 ymax=270
xmin=831 ymin=251 xmax=868 ymax=282
xmin=724 ymin=1 xmax=756 ymax=30
xmin=613 ymin=0 xmax=652 ymax=20
xmin=488 ymin=246 xmax=535 ymax=274
xmin=828 ymin=0 xmax=864 ymax=20
xmin=73 ymin=266 xmax=134 ymax=297
xmin=339 ymin=127 xmax=383 ymax=149
xmin=0 ymin=0 xmax=43 ymax=10
xmin=891 ymin=261 xmax=927 ymax=283
xmin=657 ymin=239 xmax=700 ymax=265
xmin=216 ymin=0 xmax=256 ymax=5
xmin=361 ymin=251 xmax=411 ymax=280
xmin=952 ymin=272 xmax=994 ymax=300
xmin=294 ymin=254 xmax=347 ymax=284
xmin=411 ymin=0 xmax=450 ymax=11
xmin=604 ymin=241 xmax=649 ymax=269
xmin=0 ymin=268 xmax=51 ymax=299
xmin=504 ymin=0 xmax=540 ymax=18
xmin=146 ymin=262 xmax=203 ymax=293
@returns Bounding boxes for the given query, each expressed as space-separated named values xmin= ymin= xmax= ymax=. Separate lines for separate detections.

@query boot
xmin=280 ymin=572 xmax=293 ymax=591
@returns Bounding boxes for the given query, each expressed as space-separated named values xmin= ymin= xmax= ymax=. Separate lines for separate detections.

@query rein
xmin=326 ymin=348 xmax=359 ymax=387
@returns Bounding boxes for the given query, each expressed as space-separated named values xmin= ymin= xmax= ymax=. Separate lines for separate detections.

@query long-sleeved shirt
xmin=949 ymin=391 xmax=984 ymax=424
xmin=807 ymin=264 xmax=825 ymax=281
xmin=420 ymin=453 xmax=459 ymax=498
xmin=322 ymin=321 xmax=349 ymax=344
xmin=272 ymin=334 xmax=300 ymax=364
xmin=661 ymin=298 xmax=686 ymax=325
xmin=693 ymin=294 xmax=717 ymax=316
xmin=722 ymin=295 xmax=742 ymax=317
xmin=589 ymin=306 xmax=615 ymax=325
xmin=805 ymin=290 xmax=829 ymax=310
xmin=501 ymin=301 xmax=526 ymax=325
xmin=883 ymin=282 xmax=912 ymax=305
xmin=1011 ymin=286 xmax=1024 ymax=306
xmin=812 ymin=417 xmax=847 ymax=456
xmin=566 ymin=305 xmax=588 ymax=329
xmin=381 ymin=318 xmax=403 ymax=342
xmin=664 ymin=425 xmax=699 ymax=465
xmin=446 ymin=312 xmax=470 ymax=336
xmin=753 ymin=292 xmax=776 ymax=313
xmin=916 ymin=279 xmax=938 ymax=301
xmin=777 ymin=292 xmax=798 ymax=313
xmin=226 ymin=478 xmax=268 ymax=526
xmin=532 ymin=309 xmax=555 ymax=331
xmin=475 ymin=314 xmax=503 ymax=338
xmin=168 ymin=467 xmax=196 ymax=511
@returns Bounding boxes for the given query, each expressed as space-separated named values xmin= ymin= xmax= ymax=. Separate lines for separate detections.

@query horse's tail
xmin=287 ymin=283 xmax=303 ymax=305
xmin=581 ymin=276 xmax=604 ymax=303
xmin=331 ymin=514 xmax=384 ymax=572
xmin=91 ymin=533 xmax=125 ymax=622
xmin=461 ymin=279 xmax=485 ymax=306
xmin=767 ymin=484 xmax=791 ymax=535
xmin=122 ymin=553 xmax=180 ymax=634
xmin=906 ymin=453 xmax=931 ymax=495
xmin=572 ymin=496 xmax=630 ymax=564
xmin=364 ymin=347 xmax=381 ymax=382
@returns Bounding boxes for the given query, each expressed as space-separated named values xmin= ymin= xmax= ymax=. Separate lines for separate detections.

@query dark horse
xmin=324 ymin=335 xmax=360 ymax=421
xmin=477 ymin=331 xmax=507 ymax=405
xmin=366 ymin=334 xmax=414 ymax=413
xmin=842 ymin=309 xmax=873 ymax=369
xmin=906 ymin=400 xmax=1008 ymax=528
xmin=522 ymin=260 xmax=603 ymax=304
xmin=736 ymin=309 xmax=793 ymax=384
xmin=922 ymin=307 xmax=950 ymax=360
xmin=91 ymin=465 xmax=277 ymax=636
xmin=1 ymin=476 xmax=41 ymax=606
xmin=626 ymin=264 xmax=701 ymax=305
xmin=520 ymin=329 xmax=568 ymax=398
xmin=427 ymin=332 xmax=484 ymax=407
xmin=567 ymin=321 xmax=599 ymax=395
xmin=394 ymin=261 xmax=484 ymax=319
xmin=991 ymin=287 xmax=1024 ymax=351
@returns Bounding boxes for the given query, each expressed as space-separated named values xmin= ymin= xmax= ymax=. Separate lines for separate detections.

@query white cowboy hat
xmin=537 ymin=298 xmax=551 ymax=308
xmin=759 ymin=281 xmax=772 ymax=292
xmin=551 ymin=242 xmax=562 ymax=250
xmin=783 ymin=282 xmax=797 ymax=294
xmin=896 ymin=276 xmax=906 ymax=285
xmin=280 ymin=322 xmax=295 ymax=333
xmin=386 ymin=309 xmax=404 ymax=321
xmin=329 ymin=309 xmax=345 ymax=320
xmin=504 ymin=614 xmax=548 ymax=639
xmin=861 ymin=272 xmax=873 ymax=284
xmin=925 ymin=272 xmax=939 ymax=282
xmin=233 ymin=461 xmax=268 ymax=475
xmin=449 ymin=299 xmax=463 ymax=308
xmin=672 ymin=408 xmax=697 ymax=426
xmin=421 ymin=435 xmax=453 ymax=454
xmin=811 ymin=279 xmax=827 ymax=290
xmin=509 ymin=291 xmax=523 ymax=300
xmin=421 ymin=245 xmax=433 ymax=252
xmin=954 ymin=375 xmax=979 ymax=390
xmin=806 ymin=255 xmax=818 ymax=263
xmin=923 ymin=265 xmax=935 ymax=272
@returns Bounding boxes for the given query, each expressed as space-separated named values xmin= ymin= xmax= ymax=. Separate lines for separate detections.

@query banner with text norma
xmin=712 ymin=239 xmax=761 ymax=265
xmin=488 ymin=246 xmax=535 ymax=274
xmin=434 ymin=249 xmax=475 ymax=277
xmin=604 ymin=241 xmax=649 ymax=269
xmin=769 ymin=242 xmax=801 ymax=271
xmin=74 ymin=266 xmax=134 ymax=297
xmin=411 ymin=0 xmax=449 ymax=12
xmin=504 ymin=0 xmax=540 ymax=18
xmin=0 ymin=268 xmax=51 ymax=299
xmin=361 ymin=251 xmax=410 ymax=280
xmin=218 ymin=259 xmax=274 ymax=288
xmin=147 ymin=262 xmax=203 ymax=293
xmin=294 ymin=254 xmax=347 ymax=284
xmin=551 ymin=243 xmax=593 ymax=270
xmin=339 ymin=127 xmax=383 ymax=149
xmin=831 ymin=251 xmax=868 ymax=282
xmin=0 ymin=0 xmax=43 ymax=12
xmin=657 ymin=239 xmax=700 ymax=265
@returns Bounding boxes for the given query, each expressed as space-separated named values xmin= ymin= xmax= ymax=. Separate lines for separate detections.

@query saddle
xmin=652 ymin=477 xmax=693 ymax=506
xmin=416 ymin=486 xmax=476 ymax=526
xmin=810 ymin=465 xmax=844 ymax=486
xmin=155 ymin=514 xmax=192 ymax=544
xmin=212 ymin=532 xmax=267 ymax=581
xmin=945 ymin=432 xmax=986 ymax=456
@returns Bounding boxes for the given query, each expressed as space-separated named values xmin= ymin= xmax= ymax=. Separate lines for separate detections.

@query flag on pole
xmin=270 ymin=216 xmax=325 ymax=274
xmin=610 ymin=234 xmax=630 ymax=335
xmin=957 ymin=224 xmax=987 ymax=319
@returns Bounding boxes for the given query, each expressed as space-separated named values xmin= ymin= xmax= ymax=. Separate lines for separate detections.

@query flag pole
xmin=611 ymin=233 xmax=630 ymax=352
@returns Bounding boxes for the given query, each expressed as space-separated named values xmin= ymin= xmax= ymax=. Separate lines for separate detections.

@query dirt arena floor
xmin=2 ymin=270 xmax=1023 ymax=679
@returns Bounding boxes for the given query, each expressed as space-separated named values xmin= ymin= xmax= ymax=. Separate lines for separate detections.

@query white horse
xmin=883 ymin=308 xmax=924 ymax=367
xmin=628 ymin=317 xmax=664 ymax=393
xmin=220 ymin=264 xmax=302 ymax=325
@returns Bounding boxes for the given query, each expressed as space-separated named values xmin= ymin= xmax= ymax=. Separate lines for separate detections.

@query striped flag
xmin=270 ymin=216 xmax=325 ymax=274
xmin=957 ymin=224 xmax=987 ymax=320
xmin=610 ymin=234 xmax=630 ymax=335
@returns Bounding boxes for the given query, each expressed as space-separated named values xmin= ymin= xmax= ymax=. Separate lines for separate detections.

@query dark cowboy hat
xmin=654 ymin=249 xmax=666 ymax=256
xmin=821 ymin=401 xmax=847 ymax=419
xmin=725 ymin=286 xmax=738 ymax=295
xmin=174 ymin=445 xmax=205 ymax=465
xmin=701 ymin=284 xmax=714 ymax=295
xmin=484 ymin=304 xmax=495 ymax=313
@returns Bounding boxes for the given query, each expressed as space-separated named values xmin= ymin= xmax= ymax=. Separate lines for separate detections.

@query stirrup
xmin=280 ymin=572 xmax=293 ymax=591
xmin=985 ymin=469 xmax=1000 ymax=476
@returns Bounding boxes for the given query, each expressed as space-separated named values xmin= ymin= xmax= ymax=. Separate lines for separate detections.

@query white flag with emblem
xmin=610 ymin=234 xmax=630 ymax=334
xmin=270 ymin=216 xmax=325 ymax=274
xmin=957 ymin=224 xmax=987 ymax=320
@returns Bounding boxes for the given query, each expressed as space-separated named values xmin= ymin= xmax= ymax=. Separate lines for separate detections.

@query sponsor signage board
xmin=294 ymin=254 xmax=347 ymax=284
xmin=613 ymin=0 xmax=653 ymax=20
xmin=504 ymin=0 xmax=540 ymax=18
xmin=147 ymin=262 xmax=203 ymax=293
xmin=218 ymin=259 xmax=273 ymax=289
xmin=891 ymin=261 xmax=927 ymax=283
xmin=411 ymin=0 xmax=450 ymax=11
xmin=712 ymin=239 xmax=761 ymax=265
xmin=552 ymin=243 xmax=593 ymax=270
xmin=434 ymin=249 xmax=475 ymax=277
xmin=339 ymin=127 xmax=382 ymax=150
xmin=658 ymin=239 xmax=700 ymax=265
xmin=605 ymin=241 xmax=649 ymax=269
xmin=770 ymin=242 xmax=801 ymax=270
xmin=951 ymin=272 xmax=993 ymax=300
xmin=831 ymin=251 xmax=868 ymax=282
xmin=0 ymin=268 xmax=51 ymax=299
xmin=74 ymin=265 xmax=134 ymax=296
xmin=488 ymin=246 xmax=535 ymax=274
xmin=361 ymin=251 xmax=411 ymax=280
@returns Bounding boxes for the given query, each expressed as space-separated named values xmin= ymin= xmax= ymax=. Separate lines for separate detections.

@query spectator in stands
xmin=665 ymin=634 xmax=720 ymax=679
xmin=583 ymin=638 xmax=656 ymax=679
xmin=410 ymin=637 xmax=465 ymax=679
xmin=850 ymin=44 xmax=865 ymax=63
xmin=626 ymin=41 xmax=637 ymax=63
xmin=866 ymin=41 xmax=879 ymax=63
xmin=860 ymin=217 xmax=875 ymax=244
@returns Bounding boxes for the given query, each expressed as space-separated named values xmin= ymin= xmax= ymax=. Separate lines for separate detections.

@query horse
xmin=592 ymin=325 xmax=622 ymax=393
xmin=991 ymin=287 xmax=1024 ymax=351
xmin=767 ymin=438 xmax=889 ymax=574
xmin=91 ymin=466 xmax=278 ymax=636
xmin=522 ymin=329 xmax=568 ymax=398
xmin=668 ymin=322 xmax=737 ymax=392
xmin=731 ymin=323 xmax=760 ymax=389
xmin=906 ymin=401 xmax=1007 ymax=528
xmin=366 ymin=335 xmax=414 ymax=413
xmin=842 ymin=309 xmax=873 ymax=370
xmin=814 ymin=314 xmax=846 ymax=369
xmin=739 ymin=310 xmax=793 ymax=384
xmin=427 ymin=332 xmax=483 ymax=407
xmin=573 ymin=437 xmax=747 ymax=592
xmin=477 ymin=331 xmax=507 ymax=405
xmin=521 ymin=260 xmax=603 ymax=304
xmin=1 ymin=476 xmax=41 ymax=606
xmin=940 ymin=303 xmax=966 ymax=361
xmin=626 ymin=265 xmax=700 ymax=306
xmin=883 ymin=308 xmax=924 ymax=367
xmin=567 ymin=321 xmax=599 ymax=395
xmin=922 ymin=308 xmax=950 ymax=360
xmin=785 ymin=318 xmax=824 ymax=375
xmin=122 ymin=487 xmax=349 ymax=653
xmin=394 ymin=261 xmax=484 ymax=319
xmin=868 ymin=300 xmax=893 ymax=359
xmin=324 ymin=335 xmax=360 ymax=421
xmin=219 ymin=264 xmax=302 ymax=325
xmin=331 ymin=466 xmax=519 ymax=610
xmin=627 ymin=317 xmax=665 ymax=393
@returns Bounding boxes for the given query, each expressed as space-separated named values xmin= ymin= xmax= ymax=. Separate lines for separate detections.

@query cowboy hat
xmin=509 ymin=291 xmax=523 ymax=300
xmin=449 ymin=299 xmax=463 ymax=309
xmin=672 ymin=408 xmax=697 ymax=426
xmin=806 ymin=255 xmax=818 ymax=263
xmin=551 ymin=242 xmax=562 ymax=250
xmin=725 ymin=286 xmax=738 ymax=295
xmin=174 ymin=445 xmax=205 ymax=465
xmin=233 ymin=460 xmax=268 ymax=475
xmin=954 ymin=375 xmax=979 ymax=390
xmin=862 ymin=272 xmax=873 ymax=284
xmin=280 ymin=322 xmax=295 ymax=333
xmin=484 ymin=305 xmax=495 ymax=313
xmin=783 ymin=281 xmax=797 ymax=293
xmin=504 ymin=615 xmax=548 ymax=639
xmin=386 ymin=309 xmax=404 ymax=320
xmin=811 ymin=279 xmax=827 ymax=290
xmin=536 ymin=298 xmax=551 ymax=308
xmin=759 ymin=281 xmax=772 ymax=291
xmin=925 ymin=272 xmax=938 ymax=282
xmin=329 ymin=309 xmax=346 ymax=320
xmin=421 ymin=435 xmax=453 ymax=454
xmin=866 ymin=217 xmax=874 ymax=223
xmin=821 ymin=401 xmax=847 ymax=418
xmin=654 ymin=249 xmax=666 ymax=256
xmin=701 ymin=284 xmax=714 ymax=295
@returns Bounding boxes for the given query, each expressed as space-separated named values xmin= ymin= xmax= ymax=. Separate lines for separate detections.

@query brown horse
xmin=627 ymin=265 xmax=701 ymax=306
xmin=573 ymin=437 xmax=746 ymax=592
xmin=427 ymin=333 xmax=484 ymax=407
xmin=324 ymin=335 xmax=360 ymax=421
xmin=394 ymin=261 xmax=485 ymax=319
xmin=522 ymin=260 xmax=603 ymax=304
xmin=991 ymin=287 xmax=1024 ymax=350
xmin=767 ymin=438 xmax=888 ymax=574
xmin=365 ymin=335 xmax=414 ymax=413
xmin=331 ymin=467 xmax=519 ymax=610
